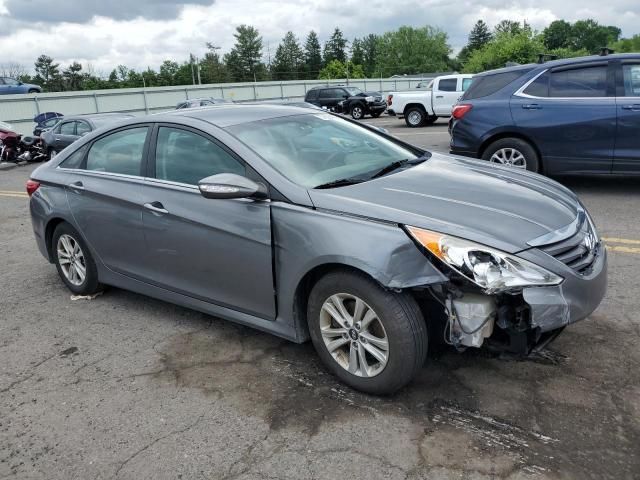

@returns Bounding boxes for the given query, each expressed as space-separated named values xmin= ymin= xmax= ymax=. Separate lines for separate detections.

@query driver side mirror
xmin=198 ymin=173 xmax=268 ymax=200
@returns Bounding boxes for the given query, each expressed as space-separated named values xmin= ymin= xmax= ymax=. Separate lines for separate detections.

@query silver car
xmin=27 ymin=105 xmax=607 ymax=394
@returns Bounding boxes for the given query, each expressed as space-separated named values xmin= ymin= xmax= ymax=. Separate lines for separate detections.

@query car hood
xmin=307 ymin=153 xmax=580 ymax=253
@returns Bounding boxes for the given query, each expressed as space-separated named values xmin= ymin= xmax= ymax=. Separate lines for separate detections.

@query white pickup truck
xmin=386 ymin=74 xmax=474 ymax=127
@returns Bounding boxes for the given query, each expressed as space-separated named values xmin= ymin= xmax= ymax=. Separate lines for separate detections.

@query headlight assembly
xmin=364 ymin=96 xmax=375 ymax=102
xmin=406 ymin=226 xmax=563 ymax=293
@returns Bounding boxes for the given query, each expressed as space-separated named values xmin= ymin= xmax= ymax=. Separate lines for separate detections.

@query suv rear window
xmin=462 ymin=69 xmax=532 ymax=100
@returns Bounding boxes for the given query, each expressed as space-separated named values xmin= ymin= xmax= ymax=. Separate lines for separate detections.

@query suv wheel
xmin=482 ymin=138 xmax=540 ymax=173
xmin=404 ymin=107 xmax=426 ymax=128
xmin=350 ymin=104 xmax=365 ymax=120
xmin=307 ymin=270 xmax=427 ymax=394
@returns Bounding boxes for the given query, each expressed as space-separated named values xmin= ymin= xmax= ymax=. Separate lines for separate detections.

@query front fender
xmin=272 ymin=203 xmax=447 ymax=330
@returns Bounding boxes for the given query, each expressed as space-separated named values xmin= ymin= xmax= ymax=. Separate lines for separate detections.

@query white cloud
xmin=0 ymin=0 xmax=637 ymax=74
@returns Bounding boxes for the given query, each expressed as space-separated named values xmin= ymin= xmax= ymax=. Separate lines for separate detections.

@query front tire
xmin=307 ymin=270 xmax=427 ymax=395
xmin=404 ymin=107 xmax=426 ymax=128
xmin=482 ymin=137 xmax=540 ymax=173
xmin=52 ymin=223 xmax=102 ymax=295
xmin=350 ymin=104 xmax=365 ymax=120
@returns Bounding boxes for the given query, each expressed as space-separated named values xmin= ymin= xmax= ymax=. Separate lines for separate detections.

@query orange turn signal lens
xmin=406 ymin=226 xmax=445 ymax=260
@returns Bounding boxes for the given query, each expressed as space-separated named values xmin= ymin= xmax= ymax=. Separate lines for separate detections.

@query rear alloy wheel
xmin=350 ymin=104 xmax=365 ymax=120
xmin=404 ymin=107 xmax=426 ymax=128
xmin=482 ymin=137 xmax=540 ymax=173
xmin=307 ymin=270 xmax=427 ymax=394
xmin=52 ymin=223 xmax=102 ymax=295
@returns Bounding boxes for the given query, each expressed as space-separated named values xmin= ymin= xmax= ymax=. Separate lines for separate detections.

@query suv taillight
xmin=26 ymin=179 xmax=40 ymax=197
xmin=387 ymin=94 xmax=393 ymax=106
xmin=451 ymin=104 xmax=472 ymax=120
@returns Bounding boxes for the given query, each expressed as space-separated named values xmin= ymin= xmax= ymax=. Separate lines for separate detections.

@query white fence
xmin=0 ymin=77 xmax=424 ymax=135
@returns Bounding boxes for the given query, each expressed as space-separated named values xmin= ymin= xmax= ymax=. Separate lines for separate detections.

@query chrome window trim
xmin=144 ymin=177 xmax=199 ymax=191
xmin=56 ymin=167 xmax=144 ymax=182
xmin=514 ymin=68 xmax=612 ymax=101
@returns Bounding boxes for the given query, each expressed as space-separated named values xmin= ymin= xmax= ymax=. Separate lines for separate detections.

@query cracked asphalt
xmin=1 ymin=117 xmax=639 ymax=479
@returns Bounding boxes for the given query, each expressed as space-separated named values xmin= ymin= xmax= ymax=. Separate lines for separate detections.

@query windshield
xmin=227 ymin=113 xmax=422 ymax=188
xmin=344 ymin=87 xmax=363 ymax=96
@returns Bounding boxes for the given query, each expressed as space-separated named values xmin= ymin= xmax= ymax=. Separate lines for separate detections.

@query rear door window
xmin=86 ymin=127 xmax=148 ymax=176
xmin=523 ymin=72 xmax=550 ymax=97
xmin=59 ymin=121 xmax=76 ymax=135
xmin=438 ymin=78 xmax=457 ymax=92
xmin=306 ymin=89 xmax=319 ymax=101
xmin=153 ymin=127 xmax=245 ymax=185
xmin=462 ymin=69 xmax=533 ymax=100
xmin=319 ymin=89 xmax=334 ymax=99
xmin=622 ymin=64 xmax=640 ymax=96
xmin=549 ymin=65 xmax=608 ymax=97
xmin=76 ymin=121 xmax=91 ymax=136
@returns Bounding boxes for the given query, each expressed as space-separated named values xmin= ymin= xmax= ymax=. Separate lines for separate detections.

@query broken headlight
xmin=406 ymin=226 xmax=563 ymax=293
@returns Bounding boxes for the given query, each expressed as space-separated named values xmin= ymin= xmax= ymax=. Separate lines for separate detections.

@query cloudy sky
xmin=0 ymin=0 xmax=638 ymax=75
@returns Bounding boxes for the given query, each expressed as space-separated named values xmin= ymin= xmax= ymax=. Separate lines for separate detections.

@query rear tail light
xmin=387 ymin=94 xmax=393 ymax=106
xmin=451 ymin=104 xmax=472 ymax=120
xmin=26 ymin=179 xmax=40 ymax=197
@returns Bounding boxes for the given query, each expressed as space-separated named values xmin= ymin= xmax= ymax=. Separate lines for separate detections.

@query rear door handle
xmin=68 ymin=181 xmax=84 ymax=192
xmin=522 ymin=103 xmax=542 ymax=110
xmin=621 ymin=104 xmax=640 ymax=111
xmin=435 ymin=95 xmax=444 ymax=98
xmin=144 ymin=201 xmax=168 ymax=215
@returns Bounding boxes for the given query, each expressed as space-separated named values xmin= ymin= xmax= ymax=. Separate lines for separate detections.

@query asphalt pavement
xmin=1 ymin=117 xmax=639 ymax=479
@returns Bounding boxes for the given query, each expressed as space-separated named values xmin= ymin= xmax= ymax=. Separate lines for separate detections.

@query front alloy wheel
xmin=320 ymin=293 xmax=389 ymax=378
xmin=351 ymin=105 xmax=364 ymax=120
xmin=307 ymin=270 xmax=427 ymax=394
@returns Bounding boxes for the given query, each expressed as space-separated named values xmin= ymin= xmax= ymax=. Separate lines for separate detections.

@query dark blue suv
xmin=449 ymin=53 xmax=640 ymax=174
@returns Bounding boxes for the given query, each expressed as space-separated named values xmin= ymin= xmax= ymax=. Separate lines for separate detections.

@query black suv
xmin=304 ymin=86 xmax=387 ymax=120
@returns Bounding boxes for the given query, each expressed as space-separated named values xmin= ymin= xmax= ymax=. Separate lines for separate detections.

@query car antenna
xmin=537 ymin=53 xmax=559 ymax=64
xmin=599 ymin=47 xmax=615 ymax=56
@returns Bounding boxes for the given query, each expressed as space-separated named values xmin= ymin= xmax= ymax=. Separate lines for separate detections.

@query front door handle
xmin=435 ymin=95 xmax=444 ymax=98
xmin=68 ymin=181 xmax=84 ymax=192
xmin=144 ymin=201 xmax=168 ymax=215
xmin=522 ymin=103 xmax=542 ymax=110
xmin=621 ymin=104 xmax=640 ymax=111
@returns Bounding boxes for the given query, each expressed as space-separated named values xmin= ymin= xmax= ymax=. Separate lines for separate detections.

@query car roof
xmin=60 ymin=113 xmax=135 ymax=122
xmin=152 ymin=103 xmax=313 ymax=128
xmin=476 ymin=53 xmax=640 ymax=77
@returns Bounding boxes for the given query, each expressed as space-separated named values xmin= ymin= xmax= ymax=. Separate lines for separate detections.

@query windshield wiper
xmin=314 ymin=178 xmax=364 ymax=189
xmin=369 ymin=155 xmax=429 ymax=180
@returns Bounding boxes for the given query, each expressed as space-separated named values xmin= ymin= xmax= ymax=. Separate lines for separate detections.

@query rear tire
xmin=404 ymin=107 xmax=426 ymax=128
xmin=307 ymin=270 xmax=427 ymax=395
xmin=28 ymin=89 xmax=39 ymax=94
xmin=52 ymin=223 xmax=102 ymax=295
xmin=482 ymin=137 xmax=540 ymax=173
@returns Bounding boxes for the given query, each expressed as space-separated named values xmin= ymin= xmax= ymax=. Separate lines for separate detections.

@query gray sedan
xmin=41 ymin=113 xmax=134 ymax=159
xmin=27 ymin=105 xmax=607 ymax=394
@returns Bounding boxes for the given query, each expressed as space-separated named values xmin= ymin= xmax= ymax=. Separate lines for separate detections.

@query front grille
xmin=538 ymin=218 xmax=599 ymax=274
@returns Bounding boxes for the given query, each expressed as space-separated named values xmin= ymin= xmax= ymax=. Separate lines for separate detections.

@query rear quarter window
xmin=462 ymin=69 xmax=533 ymax=100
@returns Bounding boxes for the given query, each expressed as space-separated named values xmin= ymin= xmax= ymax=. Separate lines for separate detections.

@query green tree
xmin=375 ymin=26 xmax=451 ymax=76
xmin=200 ymin=43 xmax=229 ymax=83
xmin=158 ymin=60 xmax=179 ymax=85
xmin=463 ymin=30 xmax=544 ymax=73
xmin=62 ymin=61 xmax=83 ymax=91
xmin=542 ymin=20 xmax=572 ymax=50
xmin=494 ymin=20 xmax=522 ymax=36
xmin=614 ymin=34 xmax=640 ymax=53
xmin=224 ymin=25 xmax=265 ymax=82
xmin=323 ymin=27 xmax=348 ymax=64
xmin=318 ymin=60 xmax=364 ymax=80
xmin=271 ymin=31 xmax=304 ymax=80
xmin=303 ymin=31 xmax=323 ymax=79
xmin=350 ymin=38 xmax=364 ymax=67
xmin=468 ymin=20 xmax=493 ymax=51
xmin=361 ymin=34 xmax=378 ymax=77
xmin=571 ymin=19 xmax=620 ymax=52
xmin=34 ymin=54 xmax=62 ymax=91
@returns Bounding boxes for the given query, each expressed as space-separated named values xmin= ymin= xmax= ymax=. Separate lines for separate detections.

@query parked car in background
xmin=449 ymin=53 xmax=640 ymax=174
xmin=176 ymin=97 xmax=233 ymax=109
xmin=33 ymin=112 xmax=64 ymax=136
xmin=41 ymin=113 xmax=134 ymax=158
xmin=304 ymin=86 xmax=387 ymax=119
xmin=0 ymin=77 xmax=42 ymax=95
xmin=27 ymin=104 xmax=606 ymax=394
xmin=387 ymin=74 xmax=474 ymax=127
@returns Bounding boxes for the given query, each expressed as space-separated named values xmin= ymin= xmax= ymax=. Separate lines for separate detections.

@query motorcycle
xmin=0 ymin=122 xmax=48 ymax=163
